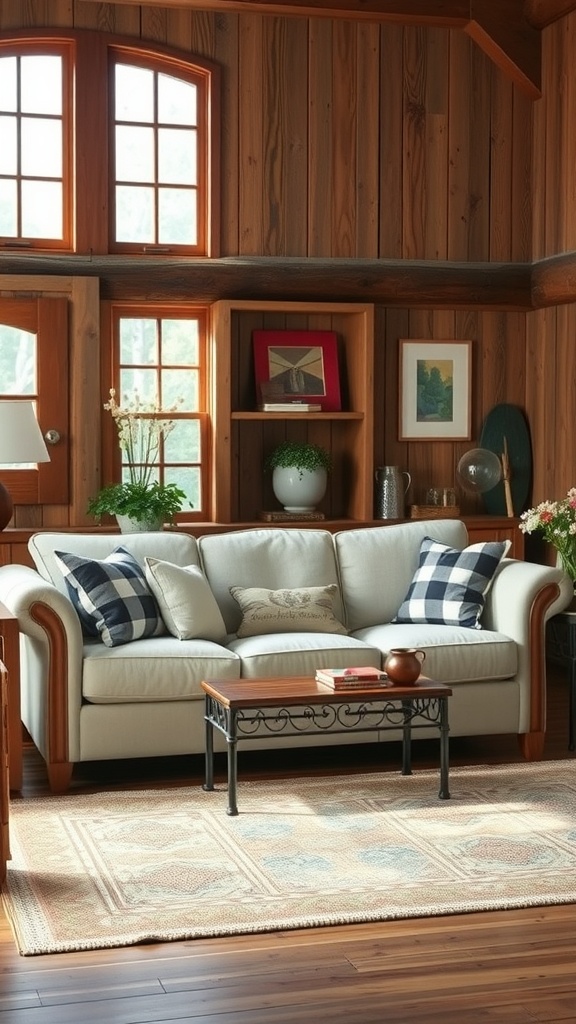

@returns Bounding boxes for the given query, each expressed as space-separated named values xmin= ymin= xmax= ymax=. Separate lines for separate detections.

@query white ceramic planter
xmin=272 ymin=466 xmax=327 ymax=512
xmin=116 ymin=514 xmax=164 ymax=534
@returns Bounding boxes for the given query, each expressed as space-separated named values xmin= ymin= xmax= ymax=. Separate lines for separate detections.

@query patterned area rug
xmin=4 ymin=760 xmax=576 ymax=956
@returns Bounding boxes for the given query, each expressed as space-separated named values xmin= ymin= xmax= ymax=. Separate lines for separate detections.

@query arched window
xmin=0 ymin=32 xmax=219 ymax=256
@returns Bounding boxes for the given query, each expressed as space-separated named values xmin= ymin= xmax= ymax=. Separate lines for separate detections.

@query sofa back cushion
xmin=30 ymin=532 xmax=201 ymax=596
xmin=198 ymin=528 xmax=342 ymax=634
xmin=334 ymin=520 xmax=469 ymax=631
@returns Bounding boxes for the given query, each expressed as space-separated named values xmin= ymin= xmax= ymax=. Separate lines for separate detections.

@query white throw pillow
xmin=229 ymin=584 xmax=348 ymax=638
xmin=144 ymin=557 xmax=227 ymax=641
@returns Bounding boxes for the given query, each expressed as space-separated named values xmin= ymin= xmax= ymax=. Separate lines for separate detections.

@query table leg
xmin=202 ymin=695 xmax=215 ymax=792
xmin=438 ymin=697 xmax=451 ymax=800
xmin=226 ymin=710 xmax=239 ymax=816
xmin=401 ymin=700 xmax=412 ymax=776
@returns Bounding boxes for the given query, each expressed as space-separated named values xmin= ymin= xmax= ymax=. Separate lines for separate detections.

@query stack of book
xmin=259 ymin=402 xmax=322 ymax=412
xmin=315 ymin=666 xmax=387 ymax=689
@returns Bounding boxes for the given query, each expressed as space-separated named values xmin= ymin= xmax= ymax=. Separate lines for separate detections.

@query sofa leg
xmin=46 ymin=761 xmax=74 ymax=794
xmin=518 ymin=731 xmax=545 ymax=761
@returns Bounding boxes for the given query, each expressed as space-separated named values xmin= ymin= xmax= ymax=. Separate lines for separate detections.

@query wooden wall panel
xmin=308 ymin=19 xmax=333 ymax=255
xmin=379 ymin=24 xmax=404 ymax=258
xmin=2 ymin=0 xmax=570 ymax=531
xmin=467 ymin=39 xmax=491 ymax=260
xmin=490 ymin=77 xmax=514 ymax=260
xmin=238 ymin=14 xmax=264 ymax=255
xmin=262 ymin=17 xmax=308 ymax=255
xmin=356 ymin=22 xmax=380 ymax=256
xmin=0 ymin=2 xmax=532 ymax=267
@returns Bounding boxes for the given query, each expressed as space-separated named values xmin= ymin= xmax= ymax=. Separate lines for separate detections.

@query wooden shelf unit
xmin=210 ymin=300 xmax=375 ymax=524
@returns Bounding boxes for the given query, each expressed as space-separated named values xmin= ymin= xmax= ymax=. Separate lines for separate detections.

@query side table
xmin=546 ymin=607 xmax=576 ymax=750
xmin=0 ymin=602 xmax=22 ymax=792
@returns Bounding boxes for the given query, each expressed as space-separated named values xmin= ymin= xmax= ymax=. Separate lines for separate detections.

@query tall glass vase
xmin=557 ymin=545 xmax=576 ymax=588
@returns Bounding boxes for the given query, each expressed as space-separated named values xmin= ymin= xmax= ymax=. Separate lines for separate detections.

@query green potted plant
xmin=265 ymin=440 xmax=332 ymax=512
xmin=87 ymin=389 xmax=187 ymax=532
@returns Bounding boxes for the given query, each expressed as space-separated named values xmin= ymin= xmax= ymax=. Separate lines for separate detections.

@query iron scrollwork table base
xmin=201 ymin=676 xmax=452 ymax=815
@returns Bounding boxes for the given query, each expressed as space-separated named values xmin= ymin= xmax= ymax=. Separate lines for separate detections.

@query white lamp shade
xmin=0 ymin=401 xmax=50 ymax=464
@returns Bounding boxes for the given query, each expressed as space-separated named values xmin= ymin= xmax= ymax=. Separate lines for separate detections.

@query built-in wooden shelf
xmin=210 ymin=299 xmax=375 ymax=524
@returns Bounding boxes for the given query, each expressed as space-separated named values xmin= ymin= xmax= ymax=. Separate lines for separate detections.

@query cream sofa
xmin=0 ymin=519 xmax=571 ymax=793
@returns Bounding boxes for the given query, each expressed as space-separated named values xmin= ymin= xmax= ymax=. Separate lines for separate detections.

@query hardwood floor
xmin=1 ymin=661 xmax=576 ymax=1024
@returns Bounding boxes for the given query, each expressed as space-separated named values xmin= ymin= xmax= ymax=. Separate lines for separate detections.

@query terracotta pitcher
xmin=384 ymin=647 xmax=426 ymax=685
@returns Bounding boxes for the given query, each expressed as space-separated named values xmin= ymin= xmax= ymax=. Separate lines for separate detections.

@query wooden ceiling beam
xmin=0 ymin=254 xmax=533 ymax=310
xmin=467 ymin=1 xmax=541 ymax=98
xmin=524 ymin=0 xmax=576 ymax=29
xmin=101 ymin=0 xmax=542 ymax=97
xmin=94 ymin=0 xmax=470 ymax=22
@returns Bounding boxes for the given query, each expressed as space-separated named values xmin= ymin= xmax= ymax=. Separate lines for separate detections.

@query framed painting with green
xmin=399 ymin=339 xmax=472 ymax=441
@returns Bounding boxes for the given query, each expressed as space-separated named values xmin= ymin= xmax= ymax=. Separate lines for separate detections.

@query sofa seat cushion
xmin=229 ymin=632 xmax=381 ymax=679
xmin=82 ymin=636 xmax=240 ymax=703
xmin=352 ymin=623 xmax=517 ymax=684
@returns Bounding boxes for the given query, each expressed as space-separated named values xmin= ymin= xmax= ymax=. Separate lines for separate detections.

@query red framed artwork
xmin=252 ymin=330 xmax=341 ymax=411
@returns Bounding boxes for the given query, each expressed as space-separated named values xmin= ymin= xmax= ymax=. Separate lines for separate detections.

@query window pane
xmin=162 ymin=319 xmax=199 ymax=364
xmin=120 ymin=368 xmax=159 ymax=406
xmin=22 ymin=116 xmax=62 ymax=176
xmin=161 ymin=368 xmax=197 ymax=411
xmin=158 ymin=127 xmax=196 ymax=185
xmin=115 ymin=64 xmax=154 ymax=123
xmin=116 ymin=125 xmax=154 ymax=183
xmin=21 ymin=55 xmax=61 ymax=115
xmin=120 ymin=319 xmax=158 ymax=364
xmin=0 ymin=179 xmax=17 ymax=234
xmin=158 ymin=74 xmax=197 ymax=126
xmin=116 ymin=185 xmax=154 ymax=242
xmin=158 ymin=188 xmax=197 ymax=244
xmin=164 ymin=419 xmax=200 ymax=462
xmin=0 ymin=326 xmax=36 ymax=393
xmin=165 ymin=466 xmax=200 ymax=511
xmin=21 ymin=180 xmax=62 ymax=236
xmin=0 ymin=116 xmax=17 ymax=174
xmin=0 ymin=57 xmax=17 ymax=112
xmin=122 ymin=463 xmax=159 ymax=485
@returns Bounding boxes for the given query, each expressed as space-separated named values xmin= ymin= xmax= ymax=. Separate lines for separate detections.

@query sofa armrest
xmin=0 ymin=564 xmax=84 ymax=773
xmin=482 ymin=559 xmax=573 ymax=747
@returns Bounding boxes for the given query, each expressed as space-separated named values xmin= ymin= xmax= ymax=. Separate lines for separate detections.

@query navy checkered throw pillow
xmin=392 ymin=536 xmax=510 ymax=629
xmin=55 ymin=546 xmax=165 ymax=647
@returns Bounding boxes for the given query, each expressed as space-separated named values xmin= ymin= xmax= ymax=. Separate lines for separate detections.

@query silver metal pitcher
xmin=374 ymin=466 xmax=412 ymax=519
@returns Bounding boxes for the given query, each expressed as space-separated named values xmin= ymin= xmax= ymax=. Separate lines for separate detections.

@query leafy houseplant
xmin=87 ymin=481 xmax=187 ymax=523
xmin=265 ymin=440 xmax=332 ymax=479
xmin=266 ymin=440 xmax=332 ymax=513
xmin=87 ymin=389 xmax=187 ymax=530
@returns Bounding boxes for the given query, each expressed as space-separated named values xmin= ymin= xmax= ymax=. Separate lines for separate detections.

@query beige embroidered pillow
xmin=229 ymin=584 xmax=347 ymax=638
xmin=144 ymin=558 xmax=227 ymax=642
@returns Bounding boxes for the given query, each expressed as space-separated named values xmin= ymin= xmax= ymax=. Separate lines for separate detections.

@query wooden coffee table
xmin=201 ymin=675 xmax=452 ymax=815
